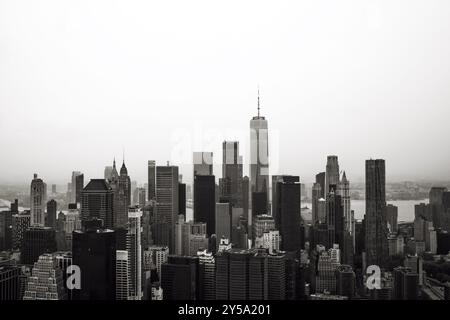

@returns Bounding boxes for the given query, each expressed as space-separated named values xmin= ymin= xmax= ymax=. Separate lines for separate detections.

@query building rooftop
xmin=83 ymin=179 xmax=111 ymax=191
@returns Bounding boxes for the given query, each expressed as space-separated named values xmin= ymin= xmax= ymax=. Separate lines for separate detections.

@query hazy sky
xmin=1 ymin=0 xmax=450 ymax=186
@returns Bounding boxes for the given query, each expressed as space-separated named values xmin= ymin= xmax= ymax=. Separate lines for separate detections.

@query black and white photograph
xmin=0 ymin=0 xmax=450 ymax=316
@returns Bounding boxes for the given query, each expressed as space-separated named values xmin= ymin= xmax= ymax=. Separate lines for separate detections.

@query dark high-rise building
xmin=268 ymin=253 xmax=286 ymax=300
xmin=441 ymin=192 xmax=450 ymax=231
xmin=215 ymin=202 xmax=232 ymax=247
xmin=242 ymin=176 xmax=250 ymax=225
xmin=161 ymin=255 xmax=199 ymax=300
xmin=194 ymin=175 xmax=215 ymax=236
xmin=436 ymin=230 xmax=450 ymax=254
xmin=325 ymin=156 xmax=340 ymax=194
xmin=386 ymin=204 xmax=398 ymax=233
xmin=11 ymin=199 xmax=19 ymax=215
xmin=252 ymin=192 xmax=268 ymax=217
xmin=365 ymin=159 xmax=388 ymax=267
xmin=222 ymin=141 xmax=243 ymax=207
xmin=179 ymin=183 xmax=186 ymax=217
xmin=46 ymin=199 xmax=57 ymax=229
xmin=429 ymin=187 xmax=447 ymax=230
xmin=335 ymin=265 xmax=355 ymax=299
xmin=155 ymin=165 xmax=179 ymax=252
xmin=12 ymin=212 xmax=30 ymax=250
xmin=355 ymin=219 xmax=365 ymax=255
xmin=0 ymin=211 xmax=12 ymax=251
xmin=315 ymin=172 xmax=326 ymax=199
xmin=81 ymin=179 xmax=114 ymax=229
xmin=276 ymin=180 xmax=303 ymax=252
xmin=215 ymin=249 xmax=268 ymax=300
xmin=0 ymin=265 xmax=21 ymax=300
xmin=312 ymin=182 xmax=322 ymax=226
xmin=271 ymin=175 xmax=300 ymax=225
xmin=197 ymin=250 xmax=215 ymax=300
xmin=327 ymin=192 xmax=344 ymax=251
xmin=148 ymin=160 xmax=156 ymax=201
xmin=72 ymin=227 xmax=116 ymax=300
xmin=75 ymin=173 xmax=84 ymax=204
xmin=20 ymin=227 xmax=57 ymax=265
xmin=393 ymin=267 xmax=418 ymax=300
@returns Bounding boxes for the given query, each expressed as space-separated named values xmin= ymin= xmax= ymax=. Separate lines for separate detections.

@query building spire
xmin=122 ymin=147 xmax=125 ymax=165
xmin=113 ymin=157 xmax=116 ymax=168
xmin=257 ymin=85 xmax=260 ymax=117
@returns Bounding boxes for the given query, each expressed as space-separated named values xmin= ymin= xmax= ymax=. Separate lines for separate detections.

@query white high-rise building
xmin=64 ymin=206 xmax=82 ymax=248
xmin=127 ymin=207 xmax=143 ymax=300
xmin=23 ymin=254 xmax=67 ymax=300
xmin=250 ymin=89 xmax=269 ymax=199
xmin=337 ymin=172 xmax=351 ymax=234
xmin=30 ymin=173 xmax=46 ymax=227
xmin=144 ymin=246 xmax=169 ymax=279
xmin=116 ymin=250 xmax=130 ymax=300
xmin=71 ymin=171 xmax=83 ymax=204
xmin=255 ymin=230 xmax=281 ymax=254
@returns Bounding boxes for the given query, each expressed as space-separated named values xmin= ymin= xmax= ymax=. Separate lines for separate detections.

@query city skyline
xmin=1 ymin=1 xmax=450 ymax=185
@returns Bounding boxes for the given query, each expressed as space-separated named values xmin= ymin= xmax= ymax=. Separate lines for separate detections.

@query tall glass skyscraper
xmin=365 ymin=159 xmax=388 ymax=267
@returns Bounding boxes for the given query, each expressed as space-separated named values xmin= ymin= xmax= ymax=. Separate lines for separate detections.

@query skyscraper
xmin=127 ymin=207 xmax=142 ymax=300
xmin=147 ymin=160 xmax=156 ymax=201
xmin=325 ymin=156 xmax=340 ymax=193
xmin=80 ymin=179 xmax=114 ymax=229
xmin=327 ymin=191 xmax=344 ymax=251
xmin=46 ymin=199 xmax=57 ymax=229
xmin=104 ymin=166 xmax=113 ymax=181
xmin=193 ymin=152 xmax=213 ymax=176
xmin=337 ymin=172 xmax=351 ymax=235
xmin=71 ymin=171 xmax=84 ymax=205
xmin=315 ymin=172 xmax=326 ymax=199
xmin=179 ymin=183 xmax=186 ymax=216
xmin=215 ymin=248 xmax=268 ymax=300
xmin=215 ymin=202 xmax=232 ymax=247
xmin=23 ymin=254 xmax=67 ymax=300
xmin=429 ymin=187 xmax=448 ymax=230
xmin=194 ymin=175 xmax=216 ymax=236
xmin=250 ymin=90 xmax=269 ymax=208
xmin=30 ymin=173 xmax=46 ymax=227
xmin=72 ymin=227 xmax=116 ymax=300
xmin=335 ymin=264 xmax=355 ymax=299
xmin=114 ymin=160 xmax=131 ymax=229
xmin=222 ymin=141 xmax=243 ymax=206
xmin=197 ymin=249 xmax=215 ymax=300
xmin=0 ymin=264 xmax=21 ymax=300
xmin=276 ymin=180 xmax=303 ymax=252
xmin=155 ymin=165 xmax=179 ymax=252
xmin=393 ymin=266 xmax=419 ymax=300
xmin=365 ymin=159 xmax=388 ymax=267
xmin=386 ymin=204 xmax=398 ymax=233
xmin=20 ymin=227 xmax=57 ymax=265
xmin=12 ymin=212 xmax=30 ymax=250
xmin=115 ymin=250 xmax=130 ymax=300
xmin=271 ymin=175 xmax=300 ymax=223
xmin=161 ymin=256 xmax=199 ymax=300
xmin=0 ymin=211 xmax=12 ymax=251
xmin=312 ymin=182 xmax=322 ymax=226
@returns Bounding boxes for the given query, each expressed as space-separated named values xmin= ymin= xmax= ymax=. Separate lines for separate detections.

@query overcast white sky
xmin=1 ymin=0 xmax=450 ymax=186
